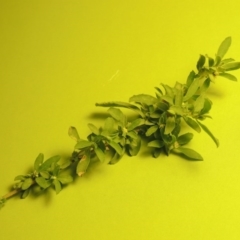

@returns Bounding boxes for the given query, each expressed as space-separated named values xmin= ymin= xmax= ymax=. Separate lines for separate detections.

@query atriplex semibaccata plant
xmin=1 ymin=37 xmax=239 ymax=209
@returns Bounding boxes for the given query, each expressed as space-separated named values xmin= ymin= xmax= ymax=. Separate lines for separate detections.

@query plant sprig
xmin=1 ymin=37 xmax=239 ymax=209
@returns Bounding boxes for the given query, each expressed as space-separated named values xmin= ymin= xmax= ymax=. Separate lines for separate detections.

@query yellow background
xmin=1 ymin=1 xmax=240 ymax=239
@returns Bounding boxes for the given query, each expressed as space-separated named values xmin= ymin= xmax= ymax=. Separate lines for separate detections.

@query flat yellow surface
xmin=1 ymin=1 xmax=240 ymax=239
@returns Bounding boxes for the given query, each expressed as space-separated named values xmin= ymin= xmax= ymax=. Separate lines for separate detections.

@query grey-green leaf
xmin=217 ymin=37 xmax=231 ymax=59
xmin=172 ymin=147 xmax=203 ymax=160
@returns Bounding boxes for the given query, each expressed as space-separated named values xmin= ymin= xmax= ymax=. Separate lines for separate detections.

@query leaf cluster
xmin=1 ymin=37 xmax=239 ymax=209
xmin=12 ymin=154 xmax=73 ymax=199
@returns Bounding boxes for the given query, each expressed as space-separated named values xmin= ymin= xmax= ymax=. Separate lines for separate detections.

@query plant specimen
xmin=1 ymin=37 xmax=239 ymax=209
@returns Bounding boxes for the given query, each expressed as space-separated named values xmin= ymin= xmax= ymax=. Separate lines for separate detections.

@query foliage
xmin=1 ymin=37 xmax=239 ymax=209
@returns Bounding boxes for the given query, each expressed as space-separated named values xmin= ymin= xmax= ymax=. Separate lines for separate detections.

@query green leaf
xmin=221 ymin=62 xmax=240 ymax=71
xmin=217 ymin=36 xmax=231 ymax=59
xmin=161 ymin=84 xmax=174 ymax=97
xmin=174 ymin=82 xmax=183 ymax=107
xmin=88 ymin=123 xmax=99 ymax=135
xmin=155 ymin=86 xmax=163 ymax=97
xmin=172 ymin=147 xmax=203 ymax=160
xmin=194 ymin=94 xmax=205 ymax=113
xmin=183 ymin=78 xmax=200 ymax=101
xmin=21 ymin=189 xmax=30 ymax=199
xmin=161 ymin=95 xmax=173 ymax=105
xmin=57 ymin=174 xmax=73 ymax=184
xmin=21 ymin=178 xmax=33 ymax=190
xmin=161 ymin=131 xmax=176 ymax=145
xmin=219 ymin=72 xmax=237 ymax=81
xmin=34 ymin=153 xmax=44 ymax=171
xmin=77 ymin=152 xmax=91 ymax=176
xmin=183 ymin=116 xmax=201 ymax=133
xmin=35 ymin=177 xmax=52 ymax=189
xmin=197 ymin=55 xmax=206 ymax=70
xmin=129 ymin=94 xmax=157 ymax=105
xmin=94 ymin=147 xmax=105 ymax=162
xmin=153 ymin=148 xmax=162 ymax=158
xmin=201 ymin=78 xmax=211 ymax=92
xmin=127 ymin=118 xmax=144 ymax=131
xmin=96 ymin=101 xmax=140 ymax=112
xmin=75 ymin=140 xmax=93 ymax=150
xmin=68 ymin=126 xmax=80 ymax=142
xmin=107 ymin=107 xmax=126 ymax=126
xmin=14 ymin=175 xmax=26 ymax=181
xmin=146 ymin=125 xmax=159 ymax=136
xmin=221 ymin=58 xmax=235 ymax=64
xmin=108 ymin=141 xmax=123 ymax=155
xmin=208 ymin=57 xmax=214 ymax=67
xmin=168 ymin=106 xmax=184 ymax=116
xmin=164 ymin=116 xmax=175 ymax=134
xmin=186 ymin=71 xmax=196 ymax=87
xmin=147 ymin=140 xmax=164 ymax=148
xmin=40 ymin=171 xmax=51 ymax=179
xmin=214 ymin=56 xmax=221 ymax=66
xmin=157 ymin=101 xmax=169 ymax=112
xmin=128 ymin=137 xmax=141 ymax=156
xmin=200 ymin=98 xmax=212 ymax=115
xmin=53 ymin=179 xmax=62 ymax=194
xmin=177 ymin=133 xmax=193 ymax=145
xmin=38 ymin=155 xmax=61 ymax=172
xmin=104 ymin=117 xmax=115 ymax=132
xmin=109 ymin=152 xmax=122 ymax=165
xmin=126 ymin=130 xmax=139 ymax=140
xmin=197 ymin=120 xmax=219 ymax=147
xmin=60 ymin=159 xmax=72 ymax=169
